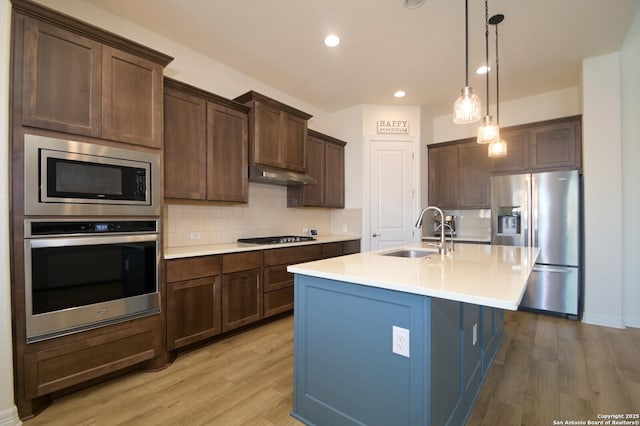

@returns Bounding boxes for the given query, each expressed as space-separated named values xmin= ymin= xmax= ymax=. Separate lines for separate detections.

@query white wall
xmin=0 ymin=1 xmax=21 ymax=424
xmin=582 ymin=53 xmax=624 ymax=328
xmin=620 ymin=11 xmax=640 ymax=327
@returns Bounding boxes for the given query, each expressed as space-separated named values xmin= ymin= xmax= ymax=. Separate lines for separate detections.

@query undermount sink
xmin=381 ymin=249 xmax=437 ymax=258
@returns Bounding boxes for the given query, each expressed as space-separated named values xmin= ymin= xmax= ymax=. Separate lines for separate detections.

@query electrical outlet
xmin=190 ymin=232 xmax=201 ymax=240
xmin=473 ymin=323 xmax=478 ymax=346
xmin=302 ymin=227 xmax=309 ymax=235
xmin=342 ymin=224 xmax=348 ymax=233
xmin=392 ymin=326 xmax=410 ymax=358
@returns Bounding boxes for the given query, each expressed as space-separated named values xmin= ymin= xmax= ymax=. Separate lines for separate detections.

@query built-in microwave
xmin=24 ymin=134 xmax=160 ymax=216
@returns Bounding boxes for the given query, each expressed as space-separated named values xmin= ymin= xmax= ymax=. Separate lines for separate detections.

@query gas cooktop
xmin=237 ymin=235 xmax=316 ymax=245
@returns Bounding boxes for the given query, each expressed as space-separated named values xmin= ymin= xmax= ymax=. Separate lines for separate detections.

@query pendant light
xmin=453 ymin=0 xmax=481 ymax=124
xmin=476 ymin=0 xmax=499 ymax=144
xmin=488 ymin=13 xmax=507 ymax=157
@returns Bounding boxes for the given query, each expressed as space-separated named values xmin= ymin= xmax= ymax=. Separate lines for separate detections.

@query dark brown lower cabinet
xmin=221 ymin=251 xmax=264 ymax=332
xmin=165 ymin=240 xmax=361 ymax=349
xmin=222 ymin=269 xmax=263 ymax=332
xmin=166 ymin=276 xmax=221 ymax=350
xmin=166 ymin=255 xmax=223 ymax=350
xmin=23 ymin=319 xmax=161 ymax=399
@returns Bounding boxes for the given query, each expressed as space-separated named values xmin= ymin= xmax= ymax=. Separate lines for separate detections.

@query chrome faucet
xmin=415 ymin=206 xmax=453 ymax=254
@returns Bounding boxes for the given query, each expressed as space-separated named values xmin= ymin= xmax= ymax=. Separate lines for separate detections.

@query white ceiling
xmin=83 ymin=0 xmax=638 ymax=114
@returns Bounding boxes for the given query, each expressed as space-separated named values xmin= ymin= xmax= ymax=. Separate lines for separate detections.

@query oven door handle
xmin=26 ymin=233 xmax=158 ymax=249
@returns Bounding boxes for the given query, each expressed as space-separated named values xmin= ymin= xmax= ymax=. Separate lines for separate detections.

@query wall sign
xmin=377 ymin=120 xmax=409 ymax=134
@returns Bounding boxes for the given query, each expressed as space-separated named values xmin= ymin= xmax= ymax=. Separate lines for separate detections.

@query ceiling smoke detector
xmin=403 ymin=0 xmax=426 ymax=9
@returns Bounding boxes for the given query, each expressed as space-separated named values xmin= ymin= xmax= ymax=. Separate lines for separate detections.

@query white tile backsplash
xmin=165 ymin=183 xmax=360 ymax=248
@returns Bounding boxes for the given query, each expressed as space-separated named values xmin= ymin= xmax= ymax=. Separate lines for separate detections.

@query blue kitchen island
xmin=288 ymin=243 xmax=539 ymax=426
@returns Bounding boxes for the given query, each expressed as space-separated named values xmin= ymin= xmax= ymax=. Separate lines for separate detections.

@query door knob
xmin=372 ymin=233 xmax=381 ymax=237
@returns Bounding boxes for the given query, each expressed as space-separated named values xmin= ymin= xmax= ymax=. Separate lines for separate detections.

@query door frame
xmin=363 ymin=135 xmax=421 ymax=252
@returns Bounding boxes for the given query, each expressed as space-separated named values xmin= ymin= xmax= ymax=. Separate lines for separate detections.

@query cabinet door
xmin=490 ymin=128 xmax=530 ymax=173
xmin=21 ymin=16 xmax=102 ymax=137
xmin=252 ymin=100 xmax=281 ymax=168
xmin=206 ymin=102 xmax=249 ymax=202
xmin=222 ymin=268 xmax=263 ymax=332
xmin=324 ymin=141 xmax=345 ymax=208
xmin=164 ymin=87 xmax=207 ymax=199
xmin=530 ymin=120 xmax=579 ymax=170
xmin=428 ymin=145 xmax=458 ymax=208
xmin=102 ymin=46 xmax=163 ymax=147
xmin=458 ymin=143 xmax=490 ymax=208
xmin=280 ymin=111 xmax=307 ymax=171
xmin=166 ymin=276 xmax=221 ymax=350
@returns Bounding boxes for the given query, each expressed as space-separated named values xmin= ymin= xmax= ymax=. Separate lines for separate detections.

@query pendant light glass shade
xmin=477 ymin=115 xmax=499 ymax=144
xmin=488 ymin=139 xmax=507 ymax=157
xmin=453 ymin=0 xmax=481 ymax=124
xmin=453 ymin=87 xmax=482 ymax=124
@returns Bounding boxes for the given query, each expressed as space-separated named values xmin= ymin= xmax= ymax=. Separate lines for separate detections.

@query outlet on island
xmin=190 ymin=232 xmax=201 ymax=240
xmin=392 ymin=325 xmax=410 ymax=358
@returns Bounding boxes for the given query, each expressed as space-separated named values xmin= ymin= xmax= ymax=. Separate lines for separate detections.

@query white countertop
xmin=164 ymin=235 xmax=361 ymax=259
xmin=287 ymin=242 xmax=539 ymax=310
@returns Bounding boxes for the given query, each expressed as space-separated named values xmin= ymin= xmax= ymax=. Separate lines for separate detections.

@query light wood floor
xmin=24 ymin=311 xmax=640 ymax=426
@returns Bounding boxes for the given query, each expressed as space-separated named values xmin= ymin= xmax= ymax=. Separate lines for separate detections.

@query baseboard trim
xmin=0 ymin=406 xmax=21 ymax=426
xmin=623 ymin=315 xmax=640 ymax=329
xmin=582 ymin=311 xmax=625 ymax=329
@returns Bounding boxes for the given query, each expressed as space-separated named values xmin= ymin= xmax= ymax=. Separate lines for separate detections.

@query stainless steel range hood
xmin=249 ymin=165 xmax=316 ymax=186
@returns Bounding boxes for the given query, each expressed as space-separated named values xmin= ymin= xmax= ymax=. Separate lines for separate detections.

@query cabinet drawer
xmin=222 ymin=251 xmax=263 ymax=274
xmin=166 ymin=255 xmax=222 ymax=283
xmin=263 ymin=244 xmax=322 ymax=266
xmin=23 ymin=321 xmax=160 ymax=399
xmin=342 ymin=240 xmax=361 ymax=255
xmin=321 ymin=242 xmax=343 ymax=259
xmin=264 ymin=286 xmax=294 ymax=318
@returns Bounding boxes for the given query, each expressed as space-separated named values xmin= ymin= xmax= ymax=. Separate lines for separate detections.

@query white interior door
xmin=369 ymin=140 xmax=415 ymax=250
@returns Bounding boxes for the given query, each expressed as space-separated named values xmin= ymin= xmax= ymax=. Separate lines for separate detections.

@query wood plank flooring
xmin=24 ymin=311 xmax=640 ymax=426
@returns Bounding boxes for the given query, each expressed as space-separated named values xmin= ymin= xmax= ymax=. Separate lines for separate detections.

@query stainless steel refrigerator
xmin=491 ymin=170 xmax=581 ymax=318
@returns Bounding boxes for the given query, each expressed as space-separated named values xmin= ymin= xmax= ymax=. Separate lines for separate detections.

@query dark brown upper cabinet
xmin=234 ymin=91 xmax=313 ymax=173
xmin=287 ymin=129 xmax=346 ymax=208
xmin=14 ymin=1 xmax=172 ymax=148
xmin=490 ymin=116 xmax=582 ymax=174
xmin=164 ymin=78 xmax=249 ymax=202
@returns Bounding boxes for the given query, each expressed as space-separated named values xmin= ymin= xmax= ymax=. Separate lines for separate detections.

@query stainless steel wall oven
xmin=24 ymin=219 xmax=160 ymax=343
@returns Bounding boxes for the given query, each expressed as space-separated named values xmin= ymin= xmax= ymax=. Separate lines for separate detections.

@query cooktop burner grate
xmin=237 ymin=235 xmax=316 ymax=245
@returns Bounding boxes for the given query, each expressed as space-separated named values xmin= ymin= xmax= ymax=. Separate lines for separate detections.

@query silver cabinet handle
xmin=372 ymin=233 xmax=381 ymax=237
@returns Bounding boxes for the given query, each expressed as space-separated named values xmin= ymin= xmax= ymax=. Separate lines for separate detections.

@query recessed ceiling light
xmin=324 ymin=34 xmax=340 ymax=47
xmin=394 ymin=90 xmax=406 ymax=98
xmin=403 ymin=0 xmax=426 ymax=8
xmin=476 ymin=65 xmax=491 ymax=74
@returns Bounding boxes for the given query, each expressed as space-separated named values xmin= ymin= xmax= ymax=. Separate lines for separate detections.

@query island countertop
xmin=287 ymin=242 xmax=540 ymax=310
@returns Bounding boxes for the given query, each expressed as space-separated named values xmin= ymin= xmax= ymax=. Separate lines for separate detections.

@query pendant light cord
xmin=484 ymin=0 xmax=490 ymax=114
xmin=495 ymin=20 xmax=500 ymax=125
xmin=465 ymin=0 xmax=469 ymax=87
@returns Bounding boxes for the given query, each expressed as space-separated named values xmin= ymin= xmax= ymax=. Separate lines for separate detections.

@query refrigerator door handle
xmin=531 ymin=174 xmax=538 ymax=248
xmin=532 ymin=265 xmax=575 ymax=274
xmin=522 ymin=176 xmax=530 ymax=247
